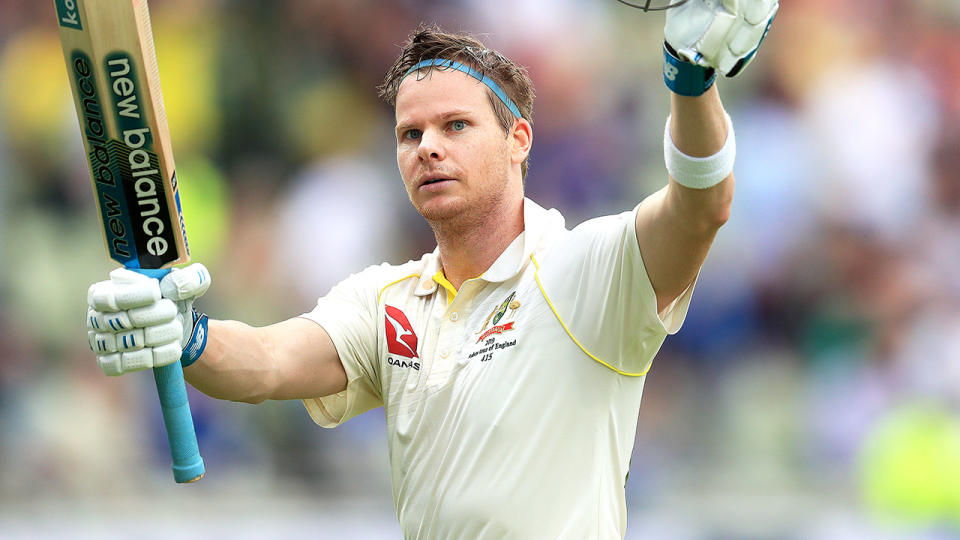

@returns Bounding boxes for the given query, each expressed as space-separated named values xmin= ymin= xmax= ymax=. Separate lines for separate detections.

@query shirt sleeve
xmin=299 ymin=265 xmax=384 ymax=428
xmin=534 ymin=200 xmax=697 ymax=375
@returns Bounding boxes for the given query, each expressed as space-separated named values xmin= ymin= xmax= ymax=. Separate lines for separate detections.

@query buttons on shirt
xmin=440 ymin=349 xmax=449 ymax=358
xmin=449 ymin=312 xmax=460 ymax=322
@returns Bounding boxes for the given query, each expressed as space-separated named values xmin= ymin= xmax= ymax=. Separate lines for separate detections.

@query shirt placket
xmin=425 ymin=279 xmax=480 ymax=388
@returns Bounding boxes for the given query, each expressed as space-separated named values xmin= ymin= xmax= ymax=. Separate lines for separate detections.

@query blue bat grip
xmin=139 ymin=267 xmax=205 ymax=483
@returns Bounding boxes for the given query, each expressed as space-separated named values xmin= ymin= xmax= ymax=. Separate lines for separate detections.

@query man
xmin=85 ymin=1 xmax=777 ymax=537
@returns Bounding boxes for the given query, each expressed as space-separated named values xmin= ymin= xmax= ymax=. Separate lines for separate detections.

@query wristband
xmin=663 ymin=113 xmax=735 ymax=189
xmin=662 ymin=42 xmax=716 ymax=97
xmin=180 ymin=309 xmax=209 ymax=368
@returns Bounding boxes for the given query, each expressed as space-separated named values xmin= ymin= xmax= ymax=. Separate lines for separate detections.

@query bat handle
xmin=139 ymin=268 xmax=205 ymax=483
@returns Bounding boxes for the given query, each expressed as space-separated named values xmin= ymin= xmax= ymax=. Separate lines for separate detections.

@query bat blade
xmin=55 ymin=0 xmax=204 ymax=483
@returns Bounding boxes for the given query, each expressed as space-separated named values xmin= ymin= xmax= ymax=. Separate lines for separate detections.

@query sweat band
xmin=663 ymin=113 xmax=735 ymax=189
xmin=404 ymin=59 xmax=522 ymax=119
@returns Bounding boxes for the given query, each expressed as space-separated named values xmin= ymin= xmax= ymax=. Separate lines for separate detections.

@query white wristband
xmin=663 ymin=113 xmax=735 ymax=189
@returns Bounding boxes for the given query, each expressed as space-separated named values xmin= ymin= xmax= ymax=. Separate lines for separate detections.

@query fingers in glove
xmin=152 ymin=342 xmax=183 ymax=368
xmin=144 ymin=319 xmax=183 ymax=347
xmin=160 ymin=263 xmax=211 ymax=301
xmin=98 ymin=353 xmax=123 ymax=376
xmin=87 ymin=308 xmax=101 ymax=331
xmin=116 ymin=328 xmax=145 ymax=351
xmin=87 ymin=281 xmax=110 ymax=311
xmin=91 ymin=332 xmax=119 ymax=353
xmin=698 ymin=12 xmax=737 ymax=60
xmin=128 ymin=299 xmax=177 ymax=327
xmin=99 ymin=344 xmax=180 ymax=375
xmin=89 ymin=272 xmax=161 ymax=311
xmin=88 ymin=280 xmax=120 ymax=312
xmin=113 ymin=280 xmax=162 ymax=310
xmin=728 ymin=26 xmax=756 ymax=56
xmin=744 ymin=0 xmax=774 ymax=24
xmin=120 ymin=349 xmax=153 ymax=372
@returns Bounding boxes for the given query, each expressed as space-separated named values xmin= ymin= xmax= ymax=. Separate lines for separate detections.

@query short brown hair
xmin=379 ymin=25 xmax=535 ymax=178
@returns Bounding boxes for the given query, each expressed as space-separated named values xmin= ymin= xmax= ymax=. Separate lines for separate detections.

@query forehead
xmin=395 ymin=68 xmax=493 ymax=122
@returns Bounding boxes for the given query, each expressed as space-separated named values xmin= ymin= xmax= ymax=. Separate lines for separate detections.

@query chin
xmin=415 ymin=195 xmax=468 ymax=222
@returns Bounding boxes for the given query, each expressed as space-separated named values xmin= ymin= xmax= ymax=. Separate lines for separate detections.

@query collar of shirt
xmin=413 ymin=197 xmax=566 ymax=296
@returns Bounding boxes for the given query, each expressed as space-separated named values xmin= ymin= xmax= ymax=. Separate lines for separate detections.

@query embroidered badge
xmin=476 ymin=291 xmax=521 ymax=344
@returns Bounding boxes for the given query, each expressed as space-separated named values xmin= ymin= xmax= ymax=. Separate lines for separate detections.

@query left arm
xmin=635 ymin=85 xmax=733 ymax=313
xmin=631 ymin=0 xmax=778 ymax=312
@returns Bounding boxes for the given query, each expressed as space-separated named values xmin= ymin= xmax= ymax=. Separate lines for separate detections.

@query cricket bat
xmin=54 ymin=0 xmax=205 ymax=483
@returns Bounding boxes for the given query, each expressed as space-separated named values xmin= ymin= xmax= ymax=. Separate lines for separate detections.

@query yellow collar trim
xmin=377 ymin=273 xmax=421 ymax=304
xmin=432 ymin=270 xmax=458 ymax=306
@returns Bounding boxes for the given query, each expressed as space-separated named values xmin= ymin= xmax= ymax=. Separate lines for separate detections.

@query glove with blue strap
xmin=87 ymin=264 xmax=211 ymax=376
xmin=662 ymin=0 xmax=779 ymax=96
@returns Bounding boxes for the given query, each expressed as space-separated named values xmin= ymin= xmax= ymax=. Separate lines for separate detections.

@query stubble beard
xmin=416 ymin=173 xmax=512 ymax=241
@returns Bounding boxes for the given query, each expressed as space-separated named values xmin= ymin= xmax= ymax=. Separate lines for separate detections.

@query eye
xmin=450 ymin=120 xmax=467 ymax=131
xmin=404 ymin=129 xmax=422 ymax=141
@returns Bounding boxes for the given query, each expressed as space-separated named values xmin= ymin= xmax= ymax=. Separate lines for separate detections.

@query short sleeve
xmin=299 ymin=266 xmax=384 ymax=428
xmin=534 ymin=200 xmax=697 ymax=375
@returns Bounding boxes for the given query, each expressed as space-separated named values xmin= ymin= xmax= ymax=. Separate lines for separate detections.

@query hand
xmin=87 ymin=264 xmax=211 ymax=376
xmin=665 ymin=0 xmax=779 ymax=77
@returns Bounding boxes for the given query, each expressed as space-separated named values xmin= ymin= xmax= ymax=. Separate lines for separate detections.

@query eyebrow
xmin=395 ymin=109 xmax=474 ymax=137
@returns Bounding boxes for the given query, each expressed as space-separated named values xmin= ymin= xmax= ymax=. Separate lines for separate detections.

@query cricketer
xmin=84 ymin=1 xmax=778 ymax=537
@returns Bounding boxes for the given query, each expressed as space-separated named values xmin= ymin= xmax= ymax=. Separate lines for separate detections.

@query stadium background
xmin=2 ymin=0 xmax=960 ymax=537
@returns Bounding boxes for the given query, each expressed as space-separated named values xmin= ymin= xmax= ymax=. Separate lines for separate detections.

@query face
xmin=394 ymin=68 xmax=530 ymax=225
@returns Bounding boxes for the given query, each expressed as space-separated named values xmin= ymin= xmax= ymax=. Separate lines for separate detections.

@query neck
xmin=430 ymin=197 xmax=524 ymax=290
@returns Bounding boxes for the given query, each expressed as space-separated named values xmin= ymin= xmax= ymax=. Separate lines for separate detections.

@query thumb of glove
xmin=175 ymin=299 xmax=196 ymax=349
xmin=160 ymin=263 xmax=212 ymax=302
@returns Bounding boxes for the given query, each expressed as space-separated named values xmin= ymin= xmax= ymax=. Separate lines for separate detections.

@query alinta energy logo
xmin=475 ymin=291 xmax=521 ymax=344
xmin=385 ymin=305 xmax=420 ymax=370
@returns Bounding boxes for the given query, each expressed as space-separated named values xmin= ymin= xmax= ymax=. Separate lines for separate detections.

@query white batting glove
xmin=665 ymin=0 xmax=778 ymax=77
xmin=87 ymin=264 xmax=211 ymax=376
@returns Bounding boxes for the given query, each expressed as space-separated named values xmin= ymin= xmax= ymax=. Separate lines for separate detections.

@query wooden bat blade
xmin=55 ymin=0 xmax=204 ymax=484
xmin=55 ymin=0 xmax=189 ymax=270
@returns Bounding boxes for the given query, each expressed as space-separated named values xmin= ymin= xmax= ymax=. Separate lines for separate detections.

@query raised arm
xmin=632 ymin=0 xmax=778 ymax=312
xmin=636 ymin=86 xmax=733 ymax=313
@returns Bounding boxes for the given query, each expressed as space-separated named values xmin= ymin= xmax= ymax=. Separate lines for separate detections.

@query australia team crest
xmin=476 ymin=291 xmax=521 ymax=343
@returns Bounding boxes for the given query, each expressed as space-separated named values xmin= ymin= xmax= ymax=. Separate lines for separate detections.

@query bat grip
xmin=139 ymin=268 xmax=205 ymax=483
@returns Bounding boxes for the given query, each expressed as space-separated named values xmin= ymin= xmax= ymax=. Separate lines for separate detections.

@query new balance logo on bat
xmin=106 ymin=55 xmax=173 ymax=260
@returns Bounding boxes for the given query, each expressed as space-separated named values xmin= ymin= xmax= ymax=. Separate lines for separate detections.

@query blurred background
xmin=2 ymin=0 xmax=960 ymax=538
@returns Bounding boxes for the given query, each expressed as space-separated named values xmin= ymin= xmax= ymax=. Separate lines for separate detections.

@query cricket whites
xmin=54 ymin=0 xmax=205 ymax=483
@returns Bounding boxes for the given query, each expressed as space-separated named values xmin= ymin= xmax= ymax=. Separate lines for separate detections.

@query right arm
xmin=185 ymin=317 xmax=347 ymax=404
xmin=88 ymin=264 xmax=362 ymax=407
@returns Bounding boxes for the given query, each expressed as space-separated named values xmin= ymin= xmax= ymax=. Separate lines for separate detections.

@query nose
xmin=417 ymin=128 xmax=445 ymax=162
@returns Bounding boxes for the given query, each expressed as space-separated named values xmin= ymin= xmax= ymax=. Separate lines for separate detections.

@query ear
xmin=509 ymin=118 xmax=532 ymax=166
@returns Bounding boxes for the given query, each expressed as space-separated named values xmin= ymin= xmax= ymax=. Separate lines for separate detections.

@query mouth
xmin=422 ymin=178 xmax=450 ymax=185
xmin=418 ymin=175 xmax=457 ymax=189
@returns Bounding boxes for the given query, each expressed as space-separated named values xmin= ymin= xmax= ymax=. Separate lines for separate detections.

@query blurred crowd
xmin=2 ymin=0 xmax=960 ymax=537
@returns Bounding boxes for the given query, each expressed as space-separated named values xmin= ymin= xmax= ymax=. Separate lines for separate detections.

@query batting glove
xmin=87 ymin=264 xmax=211 ymax=376
xmin=662 ymin=0 xmax=778 ymax=96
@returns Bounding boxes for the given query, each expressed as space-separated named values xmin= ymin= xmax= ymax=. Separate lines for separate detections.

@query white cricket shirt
xmin=301 ymin=197 xmax=695 ymax=539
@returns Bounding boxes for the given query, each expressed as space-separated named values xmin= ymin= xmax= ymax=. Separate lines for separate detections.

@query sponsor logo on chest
xmin=384 ymin=304 xmax=421 ymax=370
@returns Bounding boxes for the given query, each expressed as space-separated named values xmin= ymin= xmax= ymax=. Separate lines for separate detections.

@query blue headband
xmin=404 ymin=59 xmax=522 ymax=119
